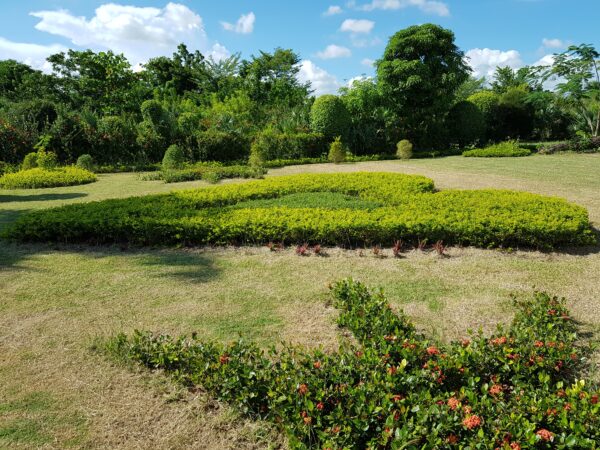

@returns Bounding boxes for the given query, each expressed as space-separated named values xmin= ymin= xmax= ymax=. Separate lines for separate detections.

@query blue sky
xmin=0 ymin=0 xmax=598 ymax=94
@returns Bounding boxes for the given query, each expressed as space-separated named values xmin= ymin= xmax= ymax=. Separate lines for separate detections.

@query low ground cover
xmin=0 ymin=167 xmax=97 ymax=189
xmin=107 ymin=279 xmax=600 ymax=449
xmin=5 ymin=172 xmax=594 ymax=249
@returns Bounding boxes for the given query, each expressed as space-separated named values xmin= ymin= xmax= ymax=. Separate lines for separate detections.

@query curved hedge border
xmin=0 ymin=167 xmax=97 ymax=189
xmin=105 ymin=280 xmax=600 ymax=448
xmin=5 ymin=173 xmax=595 ymax=249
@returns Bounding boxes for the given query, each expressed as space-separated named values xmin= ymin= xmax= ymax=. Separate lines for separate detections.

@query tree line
xmin=0 ymin=24 xmax=598 ymax=166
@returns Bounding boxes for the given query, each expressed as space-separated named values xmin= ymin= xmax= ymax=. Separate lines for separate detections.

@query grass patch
xmin=233 ymin=191 xmax=383 ymax=210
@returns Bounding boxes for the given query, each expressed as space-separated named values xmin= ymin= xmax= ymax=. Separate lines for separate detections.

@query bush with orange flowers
xmin=105 ymin=279 xmax=600 ymax=448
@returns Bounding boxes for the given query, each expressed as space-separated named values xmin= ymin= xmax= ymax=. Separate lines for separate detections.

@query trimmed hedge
xmin=0 ymin=167 xmax=97 ymax=189
xmin=105 ymin=279 xmax=600 ymax=448
xmin=6 ymin=173 xmax=594 ymax=249
xmin=463 ymin=141 xmax=532 ymax=158
xmin=159 ymin=164 xmax=264 ymax=184
xmin=253 ymin=130 xmax=329 ymax=160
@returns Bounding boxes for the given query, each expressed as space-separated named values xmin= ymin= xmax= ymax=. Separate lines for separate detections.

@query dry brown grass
xmin=1 ymin=154 xmax=599 ymax=448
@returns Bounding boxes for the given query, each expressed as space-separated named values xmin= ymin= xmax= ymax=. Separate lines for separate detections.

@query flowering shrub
xmin=5 ymin=173 xmax=594 ymax=249
xmin=106 ymin=280 xmax=599 ymax=448
xmin=0 ymin=167 xmax=97 ymax=189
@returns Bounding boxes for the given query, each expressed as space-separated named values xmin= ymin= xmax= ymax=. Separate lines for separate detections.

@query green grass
xmin=1 ymin=153 xmax=600 ymax=448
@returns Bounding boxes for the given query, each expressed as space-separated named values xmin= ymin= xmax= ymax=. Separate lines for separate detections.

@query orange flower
xmin=489 ymin=384 xmax=503 ymax=396
xmin=447 ymin=397 xmax=460 ymax=410
xmin=536 ymin=429 xmax=554 ymax=442
xmin=461 ymin=339 xmax=471 ymax=347
xmin=426 ymin=346 xmax=441 ymax=356
xmin=330 ymin=425 xmax=341 ymax=434
xmin=219 ymin=354 xmax=230 ymax=364
xmin=510 ymin=443 xmax=522 ymax=450
xmin=297 ymin=384 xmax=309 ymax=395
xmin=534 ymin=340 xmax=544 ymax=348
xmin=490 ymin=336 xmax=507 ymax=346
xmin=303 ymin=416 xmax=312 ymax=425
xmin=313 ymin=361 xmax=321 ymax=369
xmin=462 ymin=414 xmax=482 ymax=430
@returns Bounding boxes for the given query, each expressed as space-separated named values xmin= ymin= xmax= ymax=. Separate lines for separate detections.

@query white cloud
xmin=210 ymin=43 xmax=231 ymax=61
xmin=340 ymin=19 xmax=375 ymax=34
xmin=221 ymin=12 xmax=255 ymax=34
xmin=465 ymin=48 xmax=523 ymax=79
xmin=0 ymin=37 xmax=67 ymax=71
xmin=534 ymin=54 xmax=555 ymax=67
xmin=361 ymin=58 xmax=375 ymax=67
xmin=297 ymin=60 xmax=342 ymax=96
xmin=27 ymin=2 xmax=220 ymax=66
xmin=351 ymin=36 xmax=382 ymax=48
xmin=316 ymin=44 xmax=352 ymax=59
xmin=323 ymin=5 xmax=343 ymax=16
xmin=347 ymin=75 xmax=372 ymax=86
xmin=542 ymin=38 xmax=565 ymax=49
xmin=357 ymin=0 xmax=450 ymax=17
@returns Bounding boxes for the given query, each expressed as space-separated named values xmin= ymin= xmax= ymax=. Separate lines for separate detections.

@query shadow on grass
xmin=0 ymin=193 xmax=87 ymax=203
xmin=139 ymin=250 xmax=221 ymax=284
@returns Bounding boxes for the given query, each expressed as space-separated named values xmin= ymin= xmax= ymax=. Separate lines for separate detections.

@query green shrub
xmin=0 ymin=161 xmax=18 ymax=176
xmin=540 ymin=136 xmax=600 ymax=155
xmin=21 ymin=152 xmax=38 ymax=170
xmin=36 ymin=149 xmax=58 ymax=169
xmin=140 ymin=100 xmax=166 ymax=125
xmin=0 ymin=119 xmax=34 ymax=164
xmin=159 ymin=164 xmax=263 ymax=184
xmin=76 ymin=154 xmax=94 ymax=171
xmin=328 ymin=137 xmax=346 ymax=164
xmin=253 ymin=129 xmax=328 ymax=161
xmin=447 ymin=101 xmax=485 ymax=147
xmin=6 ymin=173 xmax=594 ymax=249
xmin=97 ymin=115 xmax=140 ymax=163
xmin=463 ymin=141 xmax=532 ymax=157
xmin=105 ymin=280 xmax=600 ymax=449
xmin=310 ymin=95 xmax=351 ymax=140
xmin=248 ymin=140 xmax=266 ymax=169
xmin=396 ymin=140 xmax=413 ymax=159
xmin=0 ymin=167 xmax=97 ymax=189
xmin=136 ymin=120 xmax=166 ymax=162
xmin=162 ymin=144 xmax=186 ymax=170
xmin=194 ymin=130 xmax=249 ymax=162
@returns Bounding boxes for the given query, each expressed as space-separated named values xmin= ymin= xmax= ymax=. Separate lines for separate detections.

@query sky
xmin=0 ymin=0 xmax=598 ymax=95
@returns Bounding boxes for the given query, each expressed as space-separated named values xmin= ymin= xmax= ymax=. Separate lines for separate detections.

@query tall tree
xmin=377 ymin=24 xmax=471 ymax=148
xmin=546 ymin=44 xmax=600 ymax=136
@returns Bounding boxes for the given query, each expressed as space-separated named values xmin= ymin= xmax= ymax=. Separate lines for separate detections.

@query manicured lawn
xmin=1 ymin=154 xmax=599 ymax=449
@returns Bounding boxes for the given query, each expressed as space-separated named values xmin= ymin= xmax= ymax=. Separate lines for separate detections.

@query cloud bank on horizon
xmin=0 ymin=1 xmax=581 ymax=96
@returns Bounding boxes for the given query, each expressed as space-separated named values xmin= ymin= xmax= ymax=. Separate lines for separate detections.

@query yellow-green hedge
xmin=5 ymin=173 xmax=595 ymax=249
xmin=0 ymin=167 xmax=97 ymax=189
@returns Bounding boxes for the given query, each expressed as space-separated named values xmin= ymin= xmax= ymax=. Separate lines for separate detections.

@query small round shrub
xmin=310 ymin=95 xmax=351 ymax=140
xmin=36 ymin=150 xmax=58 ymax=170
xmin=162 ymin=145 xmax=186 ymax=170
xmin=328 ymin=137 xmax=347 ymax=164
xmin=76 ymin=154 xmax=94 ymax=171
xmin=22 ymin=152 xmax=38 ymax=170
xmin=396 ymin=140 xmax=413 ymax=159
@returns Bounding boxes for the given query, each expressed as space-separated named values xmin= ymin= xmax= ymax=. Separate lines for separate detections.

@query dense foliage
xmin=6 ymin=173 xmax=594 ymax=249
xmin=106 ymin=279 xmax=600 ymax=449
xmin=540 ymin=136 xmax=600 ymax=154
xmin=1 ymin=26 xmax=595 ymax=168
xmin=463 ymin=141 xmax=532 ymax=158
xmin=0 ymin=166 xmax=96 ymax=189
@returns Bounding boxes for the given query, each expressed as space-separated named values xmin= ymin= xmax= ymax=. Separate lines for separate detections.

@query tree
xmin=545 ymin=44 xmax=600 ymax=136
xmin=377 ymin=24 xmax=471 ymax=148
xmin=491 ymin=66 xmax=540 ymax=94
xmin=310 ymin=95 xmax=351 ymax=140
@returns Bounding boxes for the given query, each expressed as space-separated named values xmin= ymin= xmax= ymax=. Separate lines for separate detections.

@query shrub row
xmin=5 ymin=173 xmax=594 ymax=249
xmin=105 ymin=279 xmax=600 ymax=449
xmin=0 ymin=167 xmax=97 ymax=189
xmin=463 ymin=141 xmax=532 ymax=158
xmin=159 ymin=164 xmax=264 ymax=184
xmin=540 ymin=136 xmax=600 ymax=155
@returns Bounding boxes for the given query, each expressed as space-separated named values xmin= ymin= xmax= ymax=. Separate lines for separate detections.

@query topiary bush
xmin=396 ymin=140 xmax=413 ymax=160
xmin=6 ymin=173 xmax=594 ymax=249
xmin=21 ymin=152 xmax=38 ymax=170
xmin=105 ymin=279 xmax=600 ymax=449
xmin=162 ymin=144 xmax=186 ymax=170
xmin=310 ymin=95 xmax=351 ymax=140
xmin=0 ymin=167 xmax=97 ymax=189
xmin=36 ymin=149 xmax=58 ymax=170
xmin=76 ymin=154 xmax=95 ymax=172
xmin=328 ymin=136 xmax=347 ymax=164
xmin=463 ymin=141 xmax=532 ymax=158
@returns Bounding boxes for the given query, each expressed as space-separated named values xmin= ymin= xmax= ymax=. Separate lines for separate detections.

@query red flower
xmin=462 ymin=414 xmax=482 ymax=430
xmin=490 ymin=336 xmax=507 ymax=346
xmin=534 ymin=340 xmax=544 ymax=348
xmin=426 ymin=346 xmax=440 ymax=356
xmin=387 ymin=366 xmax=397 ymax=375
xmin=536 ymin=429 xmax=554 ymax=442
xmin=330 ymin=425 xmax=341 ymax=434
xmin=391 ymin=394 xmax=404 ymax=402
xmin=564 ymin=403 xmax=572 ymax=411
xmin=461 ymin=339 xmax=471 ymax=347
xmin=548 ymin=309 xmax=557 ymax=315
xmin=510 ymin=443 xmax=522 ymax=450
xmin=219 ymin=354 xmax=230 ymax=364
xmin=446 ymin=434 xmax=459 ymax=444
xmin=297 ymin=384 xmax=308 ymax=395
xmin=591 ymin=395 xmax=598 ymax=404
xmin=447 ymin=397 xmax=460 ymax=410
xmin=316 ymin=402 xmax=324 ymax=411
xmin=313 ymin=361 xmax=321 ymax=369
